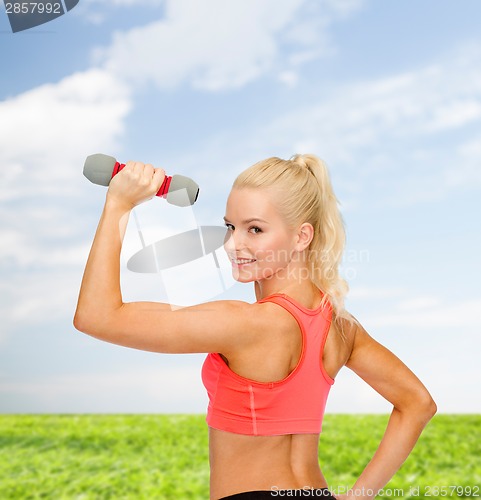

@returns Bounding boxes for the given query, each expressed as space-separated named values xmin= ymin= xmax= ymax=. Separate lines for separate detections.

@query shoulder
xmin=230 ymin=299 xmax=300 ymax=335
xmin=325 ymin=311 xmax=398 ymax=380
xmin=205 ymin=298 xmax=296 ymax=323
xmin=186 ymin=298 xmax=281 ymax=321
xmin=331 ymin=312 xmax=358 ymax=348
xmin=342 ymin=314 xmax=400 ymax=374
xmin=335 ymin=313 xmax=382 ymax=364
xmin=323 ymin=312 xmax=358 ymax=378
xmin=205 ymin=299 xmax=300 ymax=352
xmin=326 ymin=311 xmax=400 ymax=370
xmin=178 ymin=298 xmax=294 ymax=340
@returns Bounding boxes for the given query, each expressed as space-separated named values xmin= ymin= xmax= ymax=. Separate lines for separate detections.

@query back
xmin=202 ymin=293 xmax=334 ymax=436
xmin=206 ymin=292 xmax=348 ymax=499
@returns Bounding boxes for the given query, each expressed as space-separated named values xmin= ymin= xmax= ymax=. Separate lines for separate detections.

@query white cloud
xmin=347 ymin=286 xmax=481 ymax=328
xmin=278 ymin=70 xmax=300 ymax=87
xmin=0 ymin=68 xmax=131 ymax=200
xmin=424 ymin=99 xmax=481 ymax=132
xmin=364 ymin=297 xmax=481 ymax=329
xmin=322 ymin=0 xmax=364 ymax=17
xmin=77 ymin=0 xmax=164 ymax=25
xmin=459 ymin=133 xmax=481 ymax=158
xmin=313 ymin=63 xmax=479 ymax=156
xmin=96 ymin=0 xmax=362 ymax=91
xmin=396 ymin=296 xmax=441 ymax=311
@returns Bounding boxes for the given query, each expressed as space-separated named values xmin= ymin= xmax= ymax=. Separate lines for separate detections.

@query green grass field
xmin=0 ymin=414 xmax=479 ymax=499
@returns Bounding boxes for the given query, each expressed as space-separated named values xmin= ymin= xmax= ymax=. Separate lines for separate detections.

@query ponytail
xmin=289 ymin=154 xmax=349 ymax=319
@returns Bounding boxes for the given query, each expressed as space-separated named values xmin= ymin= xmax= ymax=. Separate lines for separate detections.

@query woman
xmin=74 ymin=154 xmax=436 ymax=499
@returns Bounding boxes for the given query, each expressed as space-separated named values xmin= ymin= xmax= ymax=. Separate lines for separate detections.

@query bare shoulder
xmin=323 ymin=312 xmax=358 ymax=379
xmin=334 ymin=313 xmax=383 ymax=367
xmin=345 ymin=316 xmax=389 ymax=366
xmin=218 ymin=299 xmax=299 ymax=345
xmin=178 ymin=298 xmax=287 ymax=329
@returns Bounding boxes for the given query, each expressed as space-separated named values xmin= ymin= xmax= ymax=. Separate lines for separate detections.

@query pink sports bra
xmin=201 ymin=293 xmax=334 ymax=436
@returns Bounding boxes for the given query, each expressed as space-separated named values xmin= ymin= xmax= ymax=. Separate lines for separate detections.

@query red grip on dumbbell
xmin=112 ymin=162 xmax=172 ymax=198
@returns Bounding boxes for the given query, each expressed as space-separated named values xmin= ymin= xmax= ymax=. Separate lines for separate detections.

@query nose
xmin=223 ymin=228 xmax=246 ymax=254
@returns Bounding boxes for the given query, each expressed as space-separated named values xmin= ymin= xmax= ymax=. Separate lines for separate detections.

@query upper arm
xmin=346 ymin=323 xmax=434 ymax=411
xmin=75 ymin=299 xmax=264 ymax=355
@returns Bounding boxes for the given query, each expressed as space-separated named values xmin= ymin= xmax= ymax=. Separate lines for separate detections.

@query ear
xmin=295 ymin=222 xmax=314 ymax=252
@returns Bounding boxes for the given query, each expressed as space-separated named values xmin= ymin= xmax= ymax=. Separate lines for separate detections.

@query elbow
xmin=418 ymin=393 xmax=437 ymax=424
xmin=418 ymin=385 xmax=437 ymax=419
xmin=73 ymin=306 xmax=101 ymax=336
xmin=73 ymin=296 xmax=91 ymax=333
xmin=401 ymin=388 xmax=437 ymax=425
xmin=73 ymin=305 xmax=121 ymax=342
xmin=426 ymin=394 xmax=438 ymax=420
xmin=73 ymin=308 xmax=89 ymax=334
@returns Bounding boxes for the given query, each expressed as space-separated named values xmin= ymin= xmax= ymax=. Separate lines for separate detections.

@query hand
xmin=106 ymin=161 xmax=165 ymax=210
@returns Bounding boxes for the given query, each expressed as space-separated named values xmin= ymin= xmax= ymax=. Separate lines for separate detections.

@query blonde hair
xmin=233 ymin=154 xmax=351 ymax=321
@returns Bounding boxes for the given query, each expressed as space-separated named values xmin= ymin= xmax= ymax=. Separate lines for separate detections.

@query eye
xmin=224 ymin=223 xmax=235 ymax=231
xmin=248 ymin=226 xmax=262 ymax=234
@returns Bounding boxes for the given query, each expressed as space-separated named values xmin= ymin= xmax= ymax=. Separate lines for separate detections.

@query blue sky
xmin=1 ymin=0 xmax=480 ymax=414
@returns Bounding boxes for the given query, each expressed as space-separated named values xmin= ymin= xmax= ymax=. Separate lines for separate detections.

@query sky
xmin=0 ymin=0 xmax=480 ymax=415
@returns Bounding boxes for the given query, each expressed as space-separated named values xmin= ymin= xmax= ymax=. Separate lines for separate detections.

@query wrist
xmin=105 ymin=193 xmax=134 ymax=214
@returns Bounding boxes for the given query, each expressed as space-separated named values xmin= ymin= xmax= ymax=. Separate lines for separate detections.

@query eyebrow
xmin=223 ymin=216 xmax=269 ymax=225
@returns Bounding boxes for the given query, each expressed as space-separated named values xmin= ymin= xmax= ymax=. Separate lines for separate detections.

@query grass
xmin=0 ymin=414 xmax=479 ymax=499
xmin=319 ymin=415 xmax=481 ymax=498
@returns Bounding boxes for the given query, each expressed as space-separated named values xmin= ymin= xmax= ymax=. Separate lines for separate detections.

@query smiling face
xmin=223 ymin=188 xmax=300 ymax=284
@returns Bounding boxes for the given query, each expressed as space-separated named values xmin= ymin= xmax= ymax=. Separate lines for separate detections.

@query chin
xmin=231 ymin=269 xmax=258 ymax=283
xmin=232 ymin=273 xmax=255 ymax=284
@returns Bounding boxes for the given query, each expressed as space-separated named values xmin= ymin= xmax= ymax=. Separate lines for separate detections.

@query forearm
xmin=349 ymin=405 xmax=435 ymax=498
xmin=74 ymin=196 xmax=131 ymax=331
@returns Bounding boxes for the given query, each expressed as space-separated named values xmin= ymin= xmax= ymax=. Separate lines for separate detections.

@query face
xmin=223 ymin=188 xmax=299 ymax=283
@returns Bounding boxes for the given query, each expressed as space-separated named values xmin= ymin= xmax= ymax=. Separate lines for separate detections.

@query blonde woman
xmin=74 ymin=155 xmax=436 ymax=499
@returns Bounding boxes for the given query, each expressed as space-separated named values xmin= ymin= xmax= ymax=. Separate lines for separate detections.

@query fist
xmin=107 ymin=161 xmax=166 ymax=209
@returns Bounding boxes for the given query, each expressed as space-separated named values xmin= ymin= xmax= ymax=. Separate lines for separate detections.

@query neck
xmin=254 ymin=259 xmax=317 ymax=302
